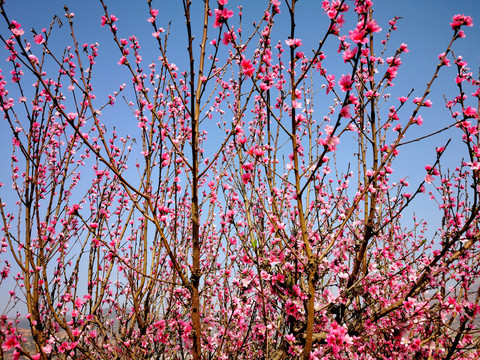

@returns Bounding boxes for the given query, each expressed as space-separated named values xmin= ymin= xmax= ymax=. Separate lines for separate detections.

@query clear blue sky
xmin=1 ymin=0 xmax=478 ymax=166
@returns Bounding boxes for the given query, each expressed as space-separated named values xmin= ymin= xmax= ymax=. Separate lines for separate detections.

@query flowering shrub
xmin=0 ymin=0 xmax=479 ymax=359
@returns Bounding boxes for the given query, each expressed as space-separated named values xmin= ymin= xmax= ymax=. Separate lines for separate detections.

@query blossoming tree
xmin=0 ymin=0 xmax=479 ymax=359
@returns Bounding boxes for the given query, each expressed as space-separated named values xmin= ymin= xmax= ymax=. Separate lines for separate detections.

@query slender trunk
xmin=183 ymin=1 xmax=210 ymax=358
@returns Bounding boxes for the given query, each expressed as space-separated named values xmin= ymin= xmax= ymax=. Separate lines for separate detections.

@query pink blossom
xmin=438 ymin=52 xmax=451 ymax=66
xmin=411 ymin=115 xmax=423 ymax=125
xmin=295 ymin=114 xmax=306 ymax=124
xmin=329 ymin=23 xmax=340 ymax=35
xmin=241 ymin=172 xmax=252 ymax=184
xmin=338 ymin=74 xmax=353 ymax=92
xmin=222 ymin=30 xmax=236 ymax=45
xmin=349 ymin=27 xmax=367 ymax=44
xmin=336 ymin=14 xmax=345 ymax=28
xmin=242 ymin=162 xmax=254 ymax=171
xmin=237 ymin=137 xmax=247 ymax=145
xmin=464 ymin=106 xmax=478 ymax=119
xmin=67 ymin=204 xmax=80 ymax=216
xmin=75 ymin=297 xmax=84 ymax=308
xmin=340 ymin=105 xmax=351 ymax=118
xmin=34 ymin=34 xmax=44 ymax=44
xmin=457 ymin=73 xmax=470 ymax=85
xmin=326 ymin=322 xmax=352 ymax=355
xmin=253 ymin=148 xmax=265 ymax=157
xmin=241 ymin=59 xmax=255 ymax=77
xmin=456 ymin=56 xmax=467 ymax=67
xmin=386 ymin=66 xmax=397 ymax=80
xmin=10 ymin=20 xmax=24 ymax=37
xmin=285 ymin=38 xmax=303 ymax=48
xmin=272 ymin=0 xmax=281 ymax=13
xmin=162 ymin=152 xmax=171 ymax=166
xmin=326 ymin=74 xmax=335 ymax=94
xmin=326 ymin=8 xmax=338 ymax=20
xmin=213 ymin=8 xmax=234 ymax=27
xmin=285 ymin=334 xmax=296 ymax=343
xmin=319 ymin=134 xmax=340 ymax=151
xmin=285 ymin=299 xmax=299 ymax=318
xmin=28 ymin=54 xmax=39 ymax=65
xmin=425 ymin=174 xmax=434 ymax=184
xmin=342 ymin=47 xmax=357 ymax=62
xmin=41 ymin=344 xmax=52 ymax=355
xmin=450 ymin=14 xmax=473 ymax=30
xmin=148 ymin=9 xmax=159 ymax=23
xmin=366 ymin=19 xmax=382 ymax=33
xmin=2 ymin=335 xmax=20 ymax=351
xmin=154 ymin=319 xmax=166 ymax=331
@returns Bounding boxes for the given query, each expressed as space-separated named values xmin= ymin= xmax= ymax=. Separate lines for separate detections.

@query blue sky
xmin=0 ymin=0 xmax=479 ymax=312
xmin=1 ymin=0 xmax=478 ymax=166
